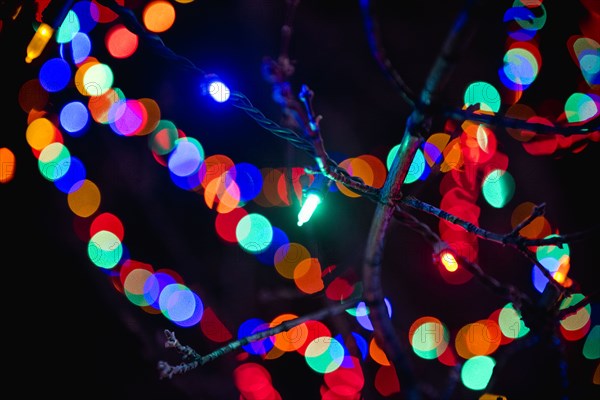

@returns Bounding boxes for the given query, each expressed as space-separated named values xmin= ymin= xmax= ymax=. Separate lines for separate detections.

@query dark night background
xmin=1 ymin=0 xmax=598 ymax=399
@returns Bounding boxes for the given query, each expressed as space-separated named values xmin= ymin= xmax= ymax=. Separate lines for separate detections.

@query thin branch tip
xmin=157 ymin=361 xmax=174 ymax=380
xmin=164 ymin=329 xmax=178 ymax=348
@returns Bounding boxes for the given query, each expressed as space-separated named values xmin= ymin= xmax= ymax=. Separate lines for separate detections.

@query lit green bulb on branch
xmin=297 ymin=193 xmax=322 ymax=226
xmin=297 ymin=174 xmax=329 ymax=227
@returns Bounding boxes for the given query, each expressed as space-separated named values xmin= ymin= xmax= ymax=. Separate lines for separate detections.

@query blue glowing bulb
xmin=208 ymin=80 xmax=230 ymax=103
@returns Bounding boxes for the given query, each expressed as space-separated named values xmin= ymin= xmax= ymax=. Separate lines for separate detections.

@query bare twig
xmin=556 ymin=290 xmax=598 ymax=320
xmin=418 ymin=0 xmax=482 ymax=109
xmin=262 ymin=1 xmax=303 ymax=131
xmin=517 ymin=247 xmax=575 ymax=296
xmin=280 ymin=0 xmax=301 ymax=60
xmin=358 ymin=0 xmax=417 ymax=107
xmin=401 ymin=196 xmax=510 ymax=243
xmin=509 ymin=203 xmax=547 ymax=237
xmin=164 ymin=329 xmax=201 ymax=361
xmin=158 ymin=297 xmax=362 ymax=379
xmin=401 ymin=197 xmax=593 ymax=248
xmin=442 ymin=106 xmax=600 ymax=136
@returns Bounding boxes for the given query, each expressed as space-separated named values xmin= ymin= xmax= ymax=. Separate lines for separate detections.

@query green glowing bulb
xmin=298 ymin=193 xmax=322 ymax=226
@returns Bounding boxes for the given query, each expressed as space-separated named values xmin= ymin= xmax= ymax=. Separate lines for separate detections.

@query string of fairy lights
xmin=20 ymin=2 xmax=391 ymax=397
xmin=13 ymin=0 xmax=599 ymax=397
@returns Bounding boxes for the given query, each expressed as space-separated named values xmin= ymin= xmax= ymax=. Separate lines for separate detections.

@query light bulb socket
xmin=432 ymin=241 xmax=450 ymax=264
xmin=201 ymin=73 xmax=220 ymax=95
xmin=42 ymin=0 xmax=76 ymax=30
xmin=303 ymin=173 xmax=330 ymax=199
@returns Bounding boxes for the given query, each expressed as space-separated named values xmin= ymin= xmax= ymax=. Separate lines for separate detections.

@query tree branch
xmin=363 ymin=129 xmax=422 ymax=400
xmin=556 ymin=289 xmax=599 ymax=320
xmin=400 ymin=196 xmax=597 ymax=295
xmin=157 ymin=297 xmax=361 ymax=379
xmin=360 ymin=1 xmax=483 ymax=398
xmin=401 ymin=197 xmax=594 ymax=248
xmin=442 ymin=106 xmax=600 ymax=136
xmin=517 ymin=247 xmax=575 ymax=296
xmin=358 ymin=0 xmax=417 ymax=107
